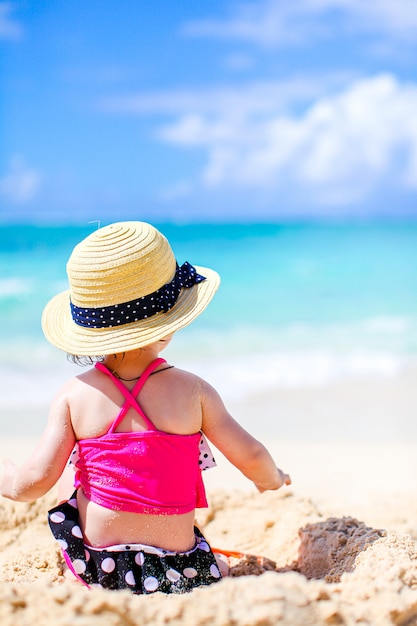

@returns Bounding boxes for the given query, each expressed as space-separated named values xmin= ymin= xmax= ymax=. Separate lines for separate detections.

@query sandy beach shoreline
xmin=1 ymin=436 xmax=417 ymax=625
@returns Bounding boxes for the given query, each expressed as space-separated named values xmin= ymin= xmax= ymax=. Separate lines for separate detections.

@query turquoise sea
xmin=1 ymin=220 xmax=416 ymax=437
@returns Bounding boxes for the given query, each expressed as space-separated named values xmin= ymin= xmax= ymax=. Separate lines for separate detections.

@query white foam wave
xmin=179 ymin=349 xmax=409 ymax=402
xmin=360 ymin=316 xmax=411 ymax=333
xmin=0 ymin=277 xmax=33 ymax=298
xmin=0 ymin=314 xmax=415 ymax=411
xmin=0 ymin=343 xmax=80 ymax=411
xmin=182 ymin=315 xmax=416 ymax=357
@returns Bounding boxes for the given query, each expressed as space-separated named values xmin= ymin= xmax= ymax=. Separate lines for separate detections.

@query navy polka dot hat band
xmin=41 ymin=221 xmax=220 ymax=355
xmin=70 ymin=262 xmax=206 ymax=329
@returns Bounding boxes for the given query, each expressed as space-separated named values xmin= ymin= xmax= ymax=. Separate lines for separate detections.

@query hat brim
xmin=41 ymin=266 xmax=220 ymax=355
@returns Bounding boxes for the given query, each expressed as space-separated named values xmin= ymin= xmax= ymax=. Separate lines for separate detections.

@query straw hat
xmin=41 ymin=221 xmax=220 ymax=355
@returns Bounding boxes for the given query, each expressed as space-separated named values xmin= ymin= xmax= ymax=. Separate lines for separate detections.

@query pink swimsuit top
xmin=74 ymin=358 xmax=209 ymax=515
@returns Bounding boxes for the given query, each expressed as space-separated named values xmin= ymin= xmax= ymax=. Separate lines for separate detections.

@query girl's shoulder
xmin=169 ymin=366 xmax=211 ymax=390
xmin=170 ymin=367 xmax=220 ymax=402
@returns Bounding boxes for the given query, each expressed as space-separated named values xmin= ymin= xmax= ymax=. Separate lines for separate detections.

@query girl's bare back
xmin=67 ymin=356 xmax=204 ymax=552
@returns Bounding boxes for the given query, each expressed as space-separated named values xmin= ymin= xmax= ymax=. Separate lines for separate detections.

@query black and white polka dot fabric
xmin=48 ymin=492 xmax=222 ymax=594
xmin=198 ymin=434 xmax=216 ymax=470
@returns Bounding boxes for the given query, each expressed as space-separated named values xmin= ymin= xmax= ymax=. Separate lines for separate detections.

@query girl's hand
xmin=277 ymin=467 xmax=291 ymax=487
xmin=255 ymin=467 xmax=291 ymax=493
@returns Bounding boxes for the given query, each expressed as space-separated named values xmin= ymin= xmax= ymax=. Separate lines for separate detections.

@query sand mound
xmin=298 ymin=516 xmax=386 ymax=582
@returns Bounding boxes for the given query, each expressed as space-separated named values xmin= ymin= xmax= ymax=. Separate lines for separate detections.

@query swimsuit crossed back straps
xmin=74 ymin=358 xmax=209 ymax=515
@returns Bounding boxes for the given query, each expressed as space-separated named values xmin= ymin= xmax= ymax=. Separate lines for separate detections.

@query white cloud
xmin=100 ymin=73 xmax=351 ymax=118
xmin=182 ymin=1 xmax=313 ymax=47
xmin=156 ymin=74 xmax=417 ymax=205
xmin=0 ymin=156 xmax=42 ymax=204
xmin=100 ymin=71 xmax=417 ymax=207
xmin=328 ymin=0 xmax=417 ymax=38
xmin=0 ymin=2 xmax=23 ymax=40
xmin=182 ymin=0 xmax=417 ymax=47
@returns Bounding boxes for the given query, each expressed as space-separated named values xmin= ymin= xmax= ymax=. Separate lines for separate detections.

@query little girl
xmin=0 ymin=221 xmax=290 ymax=595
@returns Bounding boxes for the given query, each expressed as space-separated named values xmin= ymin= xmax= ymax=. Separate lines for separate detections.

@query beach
xmin=2 ymin=370 xmax=417 ymax=626
xmin=2 ymin=0 xmax=417 ymax=615
xmin=1 ymin=221 xmax=417 ymax=624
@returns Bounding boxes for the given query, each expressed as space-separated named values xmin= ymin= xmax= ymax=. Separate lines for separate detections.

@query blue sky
xmin=1 ymin=0 xmax=417 ymax=223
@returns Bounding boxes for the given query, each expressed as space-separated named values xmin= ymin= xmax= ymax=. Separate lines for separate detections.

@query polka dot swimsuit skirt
xmin=48 ymin=492 xmax=222 ymax=594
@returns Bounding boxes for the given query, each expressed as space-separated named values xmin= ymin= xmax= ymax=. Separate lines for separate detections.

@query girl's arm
xmin=0 ymin=389 xmax=76 ymax=502
xmin=200 ymin=380 xmax=291 ymax=491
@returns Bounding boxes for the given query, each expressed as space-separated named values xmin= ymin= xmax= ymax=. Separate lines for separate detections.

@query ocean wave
xmin=0 ymin=278 xmax=34 ymax=298
xmin=181 ymin=349 xmax=411 ymax=401
xmin=0 ymin=315 xmax=415 ymax=412
xmin=359 ymin=316 xmax=412 ymax=333
xmin=0 ymin=347 xmax=411 ymax=413
xmin=177 ymin=315 xmax=417 ymax=358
